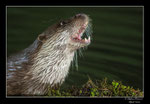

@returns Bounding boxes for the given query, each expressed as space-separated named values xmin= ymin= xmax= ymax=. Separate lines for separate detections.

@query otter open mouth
xmin=71 ymin=23 xmax=91 ymax=44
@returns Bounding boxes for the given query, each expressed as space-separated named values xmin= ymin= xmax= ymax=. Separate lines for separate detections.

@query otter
xmin=7 ymin=13 xmax=92 ymax=96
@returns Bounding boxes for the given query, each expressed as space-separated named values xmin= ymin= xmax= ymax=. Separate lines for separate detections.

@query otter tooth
xmin=84 ymin=38 xmax=88 ymax=43
xmin=80 ymin=33 xmax=83 ymax=37
xmin=88 ymin=36 xmax=90 ymax=42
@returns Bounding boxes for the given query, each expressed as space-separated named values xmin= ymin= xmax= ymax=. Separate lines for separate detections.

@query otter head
xmin=21 ymin=14 xmax=93 ymax=94
xmin=38 ymin=13 xmax=92 ymax=52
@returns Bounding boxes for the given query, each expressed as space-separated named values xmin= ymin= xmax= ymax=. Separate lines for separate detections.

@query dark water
xmin=7 ymin=7 xmax=143 ymax=90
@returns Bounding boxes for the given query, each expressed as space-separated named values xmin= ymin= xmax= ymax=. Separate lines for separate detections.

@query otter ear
xmin=38 ymin=33 xmax=47 ymax=42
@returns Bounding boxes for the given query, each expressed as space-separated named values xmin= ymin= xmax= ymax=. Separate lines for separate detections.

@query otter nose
xmin=75 ymin=13 xmax=87 ymax=18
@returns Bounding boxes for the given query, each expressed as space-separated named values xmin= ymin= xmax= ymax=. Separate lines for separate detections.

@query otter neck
xmin=28 ymin=31 xmax=75 ymax=86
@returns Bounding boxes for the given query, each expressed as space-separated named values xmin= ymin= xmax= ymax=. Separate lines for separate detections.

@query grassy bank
xmin=46 ymin=77 xmax=143 ymax=97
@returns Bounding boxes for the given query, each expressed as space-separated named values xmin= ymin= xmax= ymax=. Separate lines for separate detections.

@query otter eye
xmin=60 ymin=21 xmax=67 ymax=26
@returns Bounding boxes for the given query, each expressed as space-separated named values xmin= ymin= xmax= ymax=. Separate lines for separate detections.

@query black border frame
xmin=1 ymin=1 xmax=146 ymax=104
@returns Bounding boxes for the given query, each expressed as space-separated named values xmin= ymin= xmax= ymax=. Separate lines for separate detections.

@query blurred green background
xmin=7 ymin=7 xmax=143 ymax=90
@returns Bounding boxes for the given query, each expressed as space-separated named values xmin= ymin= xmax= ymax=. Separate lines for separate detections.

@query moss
xmin=46 ymin=77 xmax=143 ymax=97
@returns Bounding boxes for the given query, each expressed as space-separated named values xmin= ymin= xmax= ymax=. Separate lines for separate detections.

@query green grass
xmin=46 ymin=77 xmax=143 ymax=97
